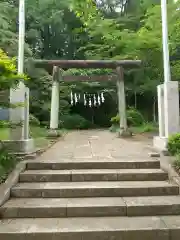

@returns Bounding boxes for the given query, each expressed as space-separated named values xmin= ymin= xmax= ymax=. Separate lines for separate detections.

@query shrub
xmin=60 ymin=114 xmax=92 ymax=129
xmin=29 ymin=114 xmax=40 ymax=126
xmin=127 ymin=107 xmax=144 ymax=126
xmin=0 ymin=145 xmax=18 ymax=183
xmin=167 ymin=133 xmax=180 ymax=156
xmin=110 ymin=107 xmax=144 ymax=127
xmin=111 ymin=115 xmax=120 ymax=125
xmin=173 ymin=153 xmax=180 ymax=172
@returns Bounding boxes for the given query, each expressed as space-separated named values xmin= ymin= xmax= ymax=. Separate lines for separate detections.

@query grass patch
xmin=0 ymin=126 xmax=66 ymax=149
xmin=130 ymin=122 xmax=158 ymax=134
xmin=0 ymin=128 xmax=10 ymax=140
xmin=109 ymin=122 xmax=158 ymax=134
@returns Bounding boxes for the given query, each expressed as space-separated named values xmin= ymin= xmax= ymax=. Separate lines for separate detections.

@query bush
xmin=167 ymin=133 xmax=180 ymax=156
xmin=29 ymin=114 xmax=40 ymax=126
xmin=111 ymin=115 xmax=120 ymax=125
xmin=127 ymin=107 xmax=144 ymax=126
xmin=60 ymin=114 xmax=92 ymax=130
xmin=110 ymin=107 xmax=144 ymax=127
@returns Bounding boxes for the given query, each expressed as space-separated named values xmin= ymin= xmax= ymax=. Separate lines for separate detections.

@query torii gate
xmin=7 ymin=59 xmax=141 ymax=153
xmin=34 ymin=60 xmax=141 ymax=137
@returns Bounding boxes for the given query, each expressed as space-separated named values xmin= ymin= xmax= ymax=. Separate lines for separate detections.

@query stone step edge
xmin=19 ymin=169 xmax=168 ymax=182
xmin=11 ymin=182 xmax=179 ymax=198
xmin=0 ymin=216 xmax=179 ymax=240
xmin=2 ymin=196 xmax=180 ymax=218
xmin=26 ymin=160 xmax=161 ymax=170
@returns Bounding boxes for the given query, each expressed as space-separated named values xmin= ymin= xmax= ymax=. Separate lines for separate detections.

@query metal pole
xmin=18 ymin=0 xmax=29 ymax=140
xmin=161 ymin=0 xmax=171 ymax=82
xmin=18 ymin=0 xmax=25 ymax=74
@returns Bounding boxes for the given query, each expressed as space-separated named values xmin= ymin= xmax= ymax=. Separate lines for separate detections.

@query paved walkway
xmin=38 ymin=130 xmax=153 ymax=161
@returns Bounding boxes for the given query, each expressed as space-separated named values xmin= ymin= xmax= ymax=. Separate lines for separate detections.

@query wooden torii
xmin=34 ymin=59 xmax=141 ymax=137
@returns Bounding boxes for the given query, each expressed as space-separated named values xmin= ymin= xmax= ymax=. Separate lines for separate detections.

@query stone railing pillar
xmin=154 ymin=81 xmax=180 ymax=151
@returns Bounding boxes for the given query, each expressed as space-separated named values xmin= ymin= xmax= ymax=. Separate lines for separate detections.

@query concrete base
xmin=153 ymin=136 xmax=168 ymax=152
xmin=3 ymin=139 xmax=34 ymax=153
xmin=117 ymin=129 xmax=132 ymax=138
xmin=47 ymin=129 xmax=61 ymax=139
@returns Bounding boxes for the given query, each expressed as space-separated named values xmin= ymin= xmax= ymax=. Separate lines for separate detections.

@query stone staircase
xmin=0 ymin=158 xmax=180 ymax=239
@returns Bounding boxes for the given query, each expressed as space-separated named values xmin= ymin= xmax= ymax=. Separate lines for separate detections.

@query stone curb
xmin=160 ymin=159 xmax=180 ymax=190
xmin=0 ymin=161 xmax=26 ymax=208
xmin=148 ymin=145 xmax=180 ymax=191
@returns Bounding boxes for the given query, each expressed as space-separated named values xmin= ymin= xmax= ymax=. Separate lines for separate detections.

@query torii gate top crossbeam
xmin=34 ymin=59 xmax=141 ymax=69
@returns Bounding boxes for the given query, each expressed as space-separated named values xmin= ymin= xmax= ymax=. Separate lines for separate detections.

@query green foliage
xmin=109 ymin=122 xmax=157 ymax=134
xmin=131 ymin=122 xmax=157 ymax=133
xmin=167 ymin=134 xmax=180 ymax=156
xmin=110 ymin=108 xmax=144 ymax=127
xmin=29 ymin=114 xmax=40 ymax=126
xmin=0 ymin=146 xmax=18 ymax=184
xmin=0 ymin=49 xmax=26 ymax=90
xmin=0 ymin=121 xmax=10 ymax=129
xmin=1 ymin=0 xmax=179 ymax=131
xmin=110 ymin=115 xmax=120 ymax=125
xmin=60 ymin=114 xmax=92 ymax=129
xmin=127 ymin=107 xmax=145 ymax=126
xmin=173 ymin=153 xmax=180 ymax=172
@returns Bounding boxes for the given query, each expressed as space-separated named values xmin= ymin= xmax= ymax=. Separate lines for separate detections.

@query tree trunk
xmin=153 ymin=96 xmax=156 ymax=123
xmin=134 ymin=91 xmax=137 ymax=108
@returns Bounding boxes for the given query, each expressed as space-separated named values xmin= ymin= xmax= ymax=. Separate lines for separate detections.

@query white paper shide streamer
xmin=70 ymin=91 xmax=73 ymax=105
xmin=101 ymin=92 xmax=105 ymax=103
xmin=70 ymin=92 xmax=105 ymax=106
xmin=94 ymin=94 xmax=96 ymax=106
xmin=84 ymin=94 xmax=87 ymax=106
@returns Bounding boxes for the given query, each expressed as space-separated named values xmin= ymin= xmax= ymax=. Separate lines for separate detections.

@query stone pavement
xmin=38 ymin=130 xmax=153 ymax=160
xmin=1 ymin=130 xmax=180 ymax=240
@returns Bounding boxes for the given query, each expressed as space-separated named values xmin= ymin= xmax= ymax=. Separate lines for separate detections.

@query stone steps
xmin=2 ymin=196 xmax=180 ymax=218
xmin=11 ymin=181 xmax=179 ymax=198
xmin=26 ymin=159 xmax=160 ymax=170
xmin=19 ymin=169 xmax=168 ymax=182
xmin=0 ymin=216 xmax=180 ymax=240
xmin=1 ymin=155 xmax=180 ymax=240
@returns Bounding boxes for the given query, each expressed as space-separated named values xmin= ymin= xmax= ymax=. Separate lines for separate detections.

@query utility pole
xmin=161 ymin=0 xmax=171 ymax=83
xmin=18 ymin=0 xmax=25 ymax=75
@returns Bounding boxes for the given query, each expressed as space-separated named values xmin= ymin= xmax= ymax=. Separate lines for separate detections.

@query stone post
xmin=157 ymin=84 xmax=165 ymax=138
xmin=164 ymin=81 xmax=180 ymax=137
xmin=49 ymin=66 xmax=60 ymax=137
xmin=3 ymin=82 xmax=34 ymax=153
xmin=153 ymin=81 xmax=180 ymax=151
xmin=116 ymin=67 xmax=131 ymax=137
